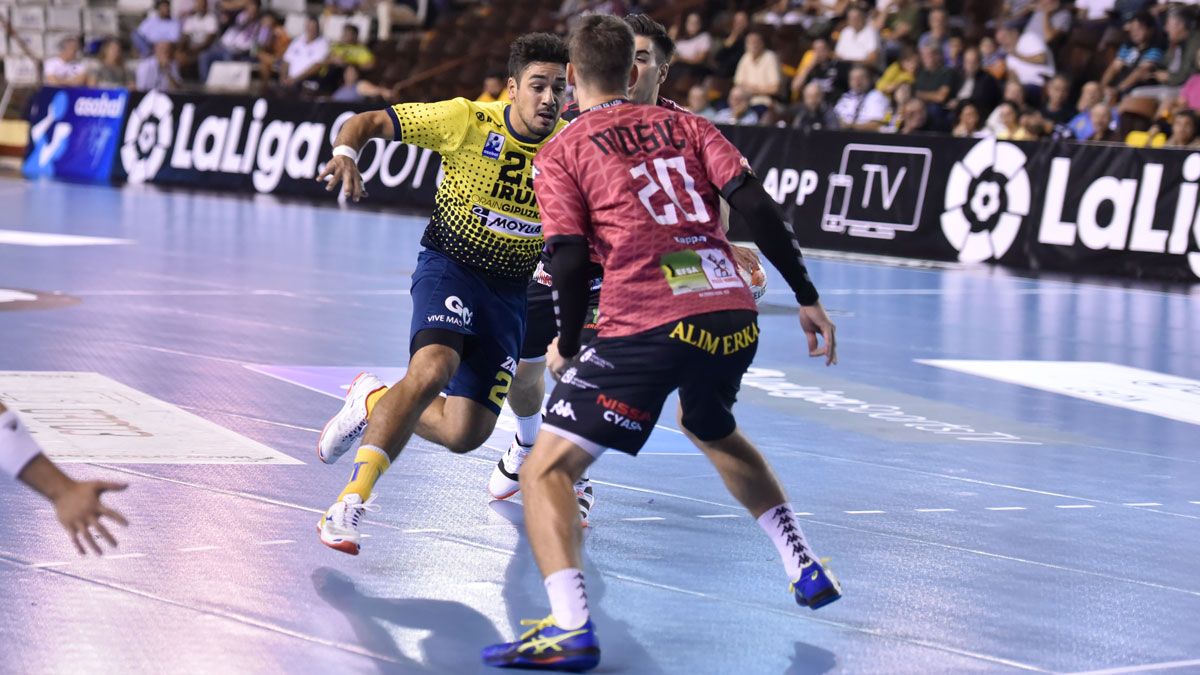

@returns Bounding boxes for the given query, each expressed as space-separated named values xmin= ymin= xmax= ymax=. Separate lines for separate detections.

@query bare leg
xmin=678 ymin=415 xmax=787 ymax=519
xmin=520 ymin=431 xmax=595 ymax=576
xmin=507 ymin=359 xmax=547 ymax=418
xmin=415 ymin=395 xmax=499 ymax=453
xmin=360 ymin=344 xmax=458 ymax=462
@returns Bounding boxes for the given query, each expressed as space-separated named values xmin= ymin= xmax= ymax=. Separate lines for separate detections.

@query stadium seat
xmin=284 ymin=12 xmax=306 ymax=38
xmin=83 ymin=7 xmax=119 ymax=37
xmin=1125 ymin=131 xmax=1166 ymax=148
xmin=54 ymin=0 xmax=87 ymax=8
xmin=3 ymin=56 xmax=40 ymax=86
xmin=11 ymin=7 xmax=47 ymax=32
xmin=116 ymin=0 xmax=154 ymax=17
xmin=269 ymin=0 xmax=306 ymax=15
xmin=46 ymin=7 xmax=82 ymax=32
xmin=322 ymin=13 xmax=371 ymax=43
xmin=206 ymin=60 xmax=252 ymax=92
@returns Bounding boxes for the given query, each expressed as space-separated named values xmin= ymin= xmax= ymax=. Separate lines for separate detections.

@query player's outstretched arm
xmin=1 ymin=404 xmax=129 ymax=555
xmin=726 ymin=175 xmax=838 ymax=366
xmin=315 ymin=109 xmax=393 ymax=202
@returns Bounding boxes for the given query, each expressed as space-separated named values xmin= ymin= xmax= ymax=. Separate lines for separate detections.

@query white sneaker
xmin=317 ymin=372 xmax=386 ymax=464
xmin=488 ymin=438 xmax=532 ymax=500
xmin=576 ymin=477 xmax=595 ymax=528
xmin=317 ymin=493 xmax=379 ymax=555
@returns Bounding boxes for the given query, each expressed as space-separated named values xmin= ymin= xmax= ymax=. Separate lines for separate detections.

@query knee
xmin=442 ymin=426 xmax=491 ymax=454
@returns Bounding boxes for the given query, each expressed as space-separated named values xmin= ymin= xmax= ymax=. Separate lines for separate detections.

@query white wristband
xmin=332 ymin=145 xmax=359 ymax=163
xmin=0 ymin=411 xmax=42 ymax=480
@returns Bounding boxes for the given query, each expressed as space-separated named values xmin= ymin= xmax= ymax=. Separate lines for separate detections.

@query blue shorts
xmin=409 ymin=248 xmax=527 ymax=415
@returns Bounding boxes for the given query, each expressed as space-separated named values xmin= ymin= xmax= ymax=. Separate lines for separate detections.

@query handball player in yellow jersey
xmin=313 ymin=33 xmax=568 ymax=555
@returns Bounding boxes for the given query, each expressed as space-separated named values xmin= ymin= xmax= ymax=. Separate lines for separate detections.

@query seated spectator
xmin=713 ymin=11 xmax=751 ymax=79
xmin=756 ymin=0 xmax=806 ymax=27
xmin=330 ymin=64 xmax=391 ymax=102
xmin=1122 ymin=8 xmax=1200 ymax=122
xmin=834 ymin=65 xmax=889 ymax=130
xmin=835 ymin=5 xmax=880 ymax=67
xmin=280 ymin=16 xmax=330 ymax=93
xmin=989 ymin=101 xmax=1021 ymax=139
xmin=919 ymin=8 xmax=953 ymax=61
xmin=987 ymin=80 xmax=1028 ymax=132
xmin=979 ymin=34 xmax=1007 ymax=82
xmin=1086 ymin=103 xmax=1122 ymax=142
xmin=1040 ymin=75 xmax=1076 ymax=128
xmin=1066 ymin=81 xmax=1106 ymax=138
xmin=953 ymin=101 xmax=986 ymax=137
xmin=792 ymin=38 xmax=841 ymax=101
xmin=134 ymin=0 xmax=182 ymax=58
xmin=136 ymin=41 xmax=182 ymax=91
xmin=879 ymin=0 xmax=922 ymax=60
xmin=945 ymin=35 xmax=964 ymax=69
xmin=914 ymin=44 xmax=954 ymax=113
xmin=325 ymin=0 xmax=361 ymax=15
xmin=793 ymin=81 xmax=840 ymax=131
xmin=882 ymin=80 xmax=914 ymax=132
xmin=199 ymin=0 xmax=263 ymax=83
xmin=812 ymin=0 xmax=851 ymax=21
xmin=1023 ymin=0 xmax=1072 ymax=50
xmin=898 ymin=97 xmax=935 ymax=134
xmin=1165 ymin=110 xmax=1200 ymax=148
xmin=734 ymin=32 xmax=782 ymax=112
xmin=1101 ymin=12 xmax=1165 ymax=98
xmin=950 ymin=47 xmax=1001 ymax=115
xmin=476 ymin=74 xmax=509 ymax=103
xmin=876 ymin=45 xmax=918 ymax=95
xmin=328 ymin=25 xmax=375 ymax=73
xmin=256 ymin=12 xmax=292 ymax=87
xmin=1016 ymin=107 xmax=1046 ymax=140
xmin=997 ymin=23 xmax=1054 ymax=94
xmin=672 ymin=13 xmax=713 ymax=77
xmin=179 ymin=0 xmax=220 ymax=78
xmin=44 ymin=37 xmax=90 ymax=88
xmin=713 ymin=86 xmax=761 ymax=125
xmin=88 ymin=38 xmax=132 ymax=89
xmin=686 ymin=84 xmax=719 ymax=121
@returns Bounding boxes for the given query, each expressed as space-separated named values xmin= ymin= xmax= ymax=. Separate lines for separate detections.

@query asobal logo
xmin=941 ymin=137 xmax=1031 ymax=263
xmin=121 ymin=90 xmax=175 ymax=184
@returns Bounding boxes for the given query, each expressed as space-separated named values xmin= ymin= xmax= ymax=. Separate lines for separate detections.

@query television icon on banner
xmin=821 ymin=144 xmax=932 ymax=240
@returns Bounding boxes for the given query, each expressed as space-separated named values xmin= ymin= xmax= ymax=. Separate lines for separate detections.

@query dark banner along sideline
xmin=109 ymin=91 xmax=442 ymax=206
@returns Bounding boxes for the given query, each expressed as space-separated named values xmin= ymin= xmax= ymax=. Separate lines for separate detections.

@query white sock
xmin=515 ymin=413 xmax=541 ymax=447
xmin=544 ymin=567 xmax=590 ymax=630
xmin=757 ymin=502 xmax=816 ymax=581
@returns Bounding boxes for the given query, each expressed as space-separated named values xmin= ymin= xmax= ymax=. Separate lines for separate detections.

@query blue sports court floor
xmin=1 ymin=177 xmax=1198 ymax=674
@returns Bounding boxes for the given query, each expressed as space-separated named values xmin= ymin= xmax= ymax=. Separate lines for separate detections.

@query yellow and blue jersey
xmin=387 ymin=98 xmax=567 ymax=280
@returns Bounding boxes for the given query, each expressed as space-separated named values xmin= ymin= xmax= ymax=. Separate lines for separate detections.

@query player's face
xmin=510 ymin=63 xmax=567 ymax=138
xmin=629 ymin=36 xmax=669 ymax=105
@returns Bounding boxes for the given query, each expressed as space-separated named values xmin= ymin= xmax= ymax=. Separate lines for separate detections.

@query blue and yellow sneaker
xmin=791 ymin=558 xmax=843 ymax=610
xmin=481 ymin=615 xmax=600 ymax=672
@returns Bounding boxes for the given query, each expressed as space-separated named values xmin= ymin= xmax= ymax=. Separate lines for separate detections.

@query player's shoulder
xmin=656 ymin=97 xmax=692 ymax=115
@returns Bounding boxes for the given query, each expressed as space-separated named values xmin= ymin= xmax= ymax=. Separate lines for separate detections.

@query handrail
xmin=0 ymin=14 xmax=41 ymax=64
xmin=391 ymin=54 xmax=471 ymax=95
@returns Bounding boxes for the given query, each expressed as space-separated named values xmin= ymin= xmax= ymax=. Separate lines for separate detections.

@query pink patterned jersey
xmin=534 ymin=99 xmax=757 ymax=338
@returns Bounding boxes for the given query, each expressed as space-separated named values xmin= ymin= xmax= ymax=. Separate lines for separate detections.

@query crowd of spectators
xmin=661 ymin=0 xmax=1200 ymax=148
xmin=23 ymin=0 xmax=1200 ymax=148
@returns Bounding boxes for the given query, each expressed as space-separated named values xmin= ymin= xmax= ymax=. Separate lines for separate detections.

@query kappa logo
xmin=940 ymin=137 xmax=1031 ymax=263
xmin=482 ymin=131 xmax=506 ymax=160
xmin=121 ymin=90 xmax=175 ymax=184
xmin=445 ymin=296 xmax=473 ymax=326
xmin=548 ymin=399 xmax=576 ymax=420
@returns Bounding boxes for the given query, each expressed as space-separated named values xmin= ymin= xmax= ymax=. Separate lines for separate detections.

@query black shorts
xmin=542 ymin=310 xmax=759 ymax=456
xmin=520 ymin=277 xmax=601 ymax=362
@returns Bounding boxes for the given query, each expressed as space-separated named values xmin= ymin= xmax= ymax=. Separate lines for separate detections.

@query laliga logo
xmin=941 ymin=137 xmax=1031 ymax=263
xmin=121 ymin=91 xmax=174 ymax=184
xmin=445 ymin=296 xmax=473 ymax=326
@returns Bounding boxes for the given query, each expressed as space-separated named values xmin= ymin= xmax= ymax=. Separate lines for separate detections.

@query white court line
xmin=1191 ymin=501 xmax=1200 ymax=505
xmin=1055 ymin=505 xmax=1097 ymax=509
xmin=1066 ymin=658 xmax=1200 ymax=675
xmin=403 ymin=528 xmax=442 ymax=534
xmin=845 ymin=510 xmax=886 ymax=515
xmin=915 ymin=508 xmax=957 ymax=513
xmin=0 ymin=229 xmax=131 ymax=246
xmin=258 ymin=540 xmax=295 ymax=546
xmin=177 ymin=545 xmax=220 ymax=553
xmin=28 ymin=561 xmax=71 ymax=568
xmin=794 ymin=512 xmax=814 ymax=516
xmin=103 ymin=553 xmax=147 ymax=561
xmin=986 ymin=507 xmax=1027 ymax=511
xmin=1123 ymin=502 xmax=1162 ymax=507
xmin=179 ymin=406 xmax=321 ymax=434
xmin=621 ymin=516 xmax=665 ymax=522
xmin=697 ymin=514 xmax=740 ymax=519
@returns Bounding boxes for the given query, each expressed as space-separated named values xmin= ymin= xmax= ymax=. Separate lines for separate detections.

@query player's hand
xmin=546 ymin=337 xmax=570 ymax=379
xmin=317 ymin=154 xmax=367 ymax=202
xmin=731 ymin=244 xmax=761 ymax=274
xmin=798 ymin=301 xmax=837 ymax=366
xmin=53 ymin=480 xmax=129 ymax=555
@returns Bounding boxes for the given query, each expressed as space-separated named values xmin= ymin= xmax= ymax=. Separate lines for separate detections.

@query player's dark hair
xmin=569 ymin=14 xmax=635 ymax=93
xmin=508 ymin=32 xmax=569 ymax=82
xmin=624 ymin=13 xmax=675 ymax=63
